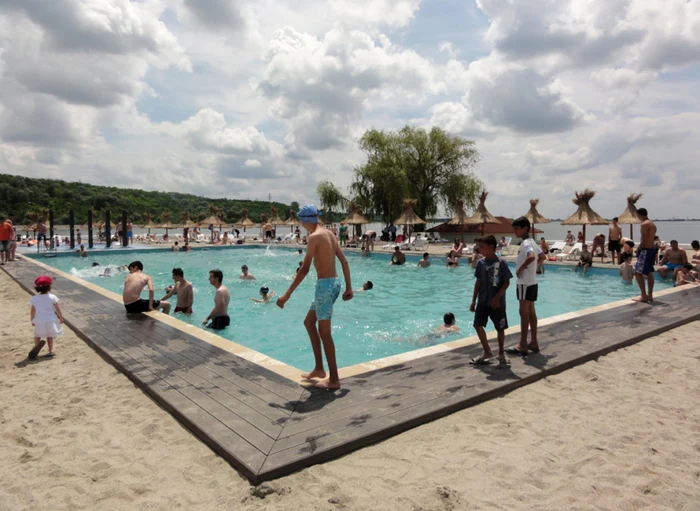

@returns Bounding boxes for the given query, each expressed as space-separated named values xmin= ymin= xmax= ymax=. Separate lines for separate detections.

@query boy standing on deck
xmin=276 ymin=205 xmax=353 ymax=390
xmin=469 ymin=236 xmax=512 ymax=366
xmin=507 ymin=217 xmax=546 ymax=356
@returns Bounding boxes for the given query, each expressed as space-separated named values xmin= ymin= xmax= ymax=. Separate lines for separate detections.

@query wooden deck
xmin=5 ymin=256 xmax=700 ymax=484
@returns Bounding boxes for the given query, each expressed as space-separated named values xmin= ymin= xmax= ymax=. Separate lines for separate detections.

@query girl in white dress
xmin=29 ymin=276 xmax=63 ymax=359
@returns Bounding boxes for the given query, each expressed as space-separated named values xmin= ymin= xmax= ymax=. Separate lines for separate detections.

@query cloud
xmin=182 ymin=0 xmax=246 ymax=30
xmin=258 ymin=24 xmax=442 ymax=149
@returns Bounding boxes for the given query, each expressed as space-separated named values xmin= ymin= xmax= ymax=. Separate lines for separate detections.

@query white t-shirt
xmin=516 ymin=238 xmax=541 ymax=286
xmin=30 ymin=293 xmax=59 ymax=323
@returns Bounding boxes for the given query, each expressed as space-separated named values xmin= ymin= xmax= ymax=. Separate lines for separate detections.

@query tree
xmin=316 ymin=181 xmax=347 ymax=219
xmin=353 ymin=126 xmax=482 ymax=224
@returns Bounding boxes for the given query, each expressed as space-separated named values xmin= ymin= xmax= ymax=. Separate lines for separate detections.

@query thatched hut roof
xmin=177 ymin=212 xmax=199 ymax=229
xmin=268 ymin=207 xmax=285 ymax=226
xmin=447 ymin=199 xmax=470 ymax=225
xmin=617 ymin=193 xmax=644 ymax=225
xmin=524 ymin=199 xmax=550 ymax=224
xmin=199 ymin=214 xmax=225 ymax=227
xmin=141 ymin=212 xmax=158 ymax=229
xmin=463 ymin=191 xmax=500 ymax=225
xmin=341 ymin=201 xmax=370 ymax=225
xmin=394 ymin=199 xmax=426 ymax=226
xmin=157 ymin=212 xmax=175 ymax=229
xmin=235 ymin=209 xmax=255 ymax=227
xmin=284 ymin=210 xmax=299 ymax=226
xmin=561 ymin=189 xmax=609 ymax=225
xmin=95 ymin=219 xmax=119 ymax=229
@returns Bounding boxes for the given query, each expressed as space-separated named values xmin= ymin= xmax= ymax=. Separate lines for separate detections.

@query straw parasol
xmin=394 ymin=199 xmax=426 ymax=242
xmin=560 ymin=189 xmax=609 ymax=242
xmin=616 ymin=193 xmax=643 ymax=239
xmin=141 ymin=212 xmax=158 ymax=235
xmin=523 ymin=198 xmax=550 ymax=236
xmin=341 ymin=201 xmax=370 ymax=226
xmin=284 ymin=210 xmax=299 ymax=232
xmin=447 ymin=199 xmax=470 ymax=242
xmin=178 ymin=212 xmax=200 ymax=229
xmin=95 ymin=219 xmax=119 ymax=230
xmin=462 ymin=191 xmax=500 ymax=236
xmin=268 ymin=207 xmax=285 ymax=227
xmin=235 ymin=209 xmax=255 ymax=231
xmin=157 ymin=212 xmax=176 ymax=236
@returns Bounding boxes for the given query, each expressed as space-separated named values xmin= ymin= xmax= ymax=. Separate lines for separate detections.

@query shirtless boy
xmin=123 ymin=261 xmax=172 ymax=314
xmin=657 ymin=240 xmax=687 ymax=280
xmin=691 ymin=240 xmax=700 ymax=271
xmin=633 ymin=208 xmax=657 ymax=302
xmin=276 ymin=204 xmax=353 ymax=389
xmin=240 ymin=265 xmax=256 ymax=280
xmin=609 ymin=217 xmax=622 ymax=265
xmin=161 ymin=268 xmax=193 ymax=314
xmin=390 ymin=246 xmax=406 ymax=265
xmin=202 ymin=269 xmax=230 ymax=329
xmin=417 ymin=252 xmax=431 ymax=267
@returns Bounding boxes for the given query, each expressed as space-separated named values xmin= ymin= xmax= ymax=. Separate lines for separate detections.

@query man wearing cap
xmin=277 ymin=204 xmax=353 ymax=390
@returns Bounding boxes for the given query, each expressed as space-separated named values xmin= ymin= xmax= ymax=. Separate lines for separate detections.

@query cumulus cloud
xmin=258 ymin=24 xmax=442 ymax=149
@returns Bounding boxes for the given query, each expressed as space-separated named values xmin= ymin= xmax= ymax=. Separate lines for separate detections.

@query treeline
xmin=0 ymin=174 xmax=297 ymax=225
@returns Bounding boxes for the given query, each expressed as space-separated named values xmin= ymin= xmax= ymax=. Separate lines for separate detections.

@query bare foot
xmin=313 ymin=378 xmax=341 ymax=390
xmin=632 ymin=296 xmax=650 ymax=303
xmin=301 ymin=369 xmax=326 ymax=380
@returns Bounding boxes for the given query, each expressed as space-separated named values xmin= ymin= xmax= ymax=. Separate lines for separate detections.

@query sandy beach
xmin=1 ymin=269 xmax=699 ymax=511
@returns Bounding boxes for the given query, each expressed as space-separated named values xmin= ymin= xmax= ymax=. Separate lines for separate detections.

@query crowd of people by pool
xmin=9 ymin=205 xmax=700 ymax=385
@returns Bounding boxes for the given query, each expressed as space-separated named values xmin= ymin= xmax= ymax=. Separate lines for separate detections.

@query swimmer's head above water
xmin=260 ymin=286 xmax=269 ymax=296
xmin=443 ymin=312 xmax=456 ymax=326
xmin=362 ymin=281 xmax=373 ymax=291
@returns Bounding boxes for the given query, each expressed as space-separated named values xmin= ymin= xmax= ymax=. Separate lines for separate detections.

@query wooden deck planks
xmin=5 ymin=256 xmax=700 ymax=484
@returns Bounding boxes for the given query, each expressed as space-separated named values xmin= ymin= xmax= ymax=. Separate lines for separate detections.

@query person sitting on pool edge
xmin=122 ymin=261 xmax=172 ymax=315
xmin=418 ymin=252 xmax=431 ymax=267
xmin=390 ymin=246 xmax=406 ymax=265
xmin=355 ymin=281 xmax=373 ymax=292
xmin=657 ymin=240 xmax=687 ymax=280
xmin=240 ymin=264 xmax=256 ymax=280
xmin=250 ymin=286 xmax=275 ymax=303
xmin=675 ymin=263 xmax=700 ymax=287
xmin=203 ymin=269 xmax=230 ymax=329
xmin=162 ymin=268 xmax=194 ymax=314
xmin=575 ymin=243 xmax=593 ymax=275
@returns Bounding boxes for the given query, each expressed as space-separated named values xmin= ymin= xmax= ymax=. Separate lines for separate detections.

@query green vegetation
xmin=318 ymin=126 xmax=482 ymax=226
xmin=0 ymin=174 xmax=296 ymax=225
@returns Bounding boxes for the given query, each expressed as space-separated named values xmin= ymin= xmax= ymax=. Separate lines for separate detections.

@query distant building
xmin=427 ymin=216 xmax=543 ymax=244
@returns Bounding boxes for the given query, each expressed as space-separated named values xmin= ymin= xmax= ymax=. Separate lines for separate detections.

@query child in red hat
xmin=29 ymin=276 xmax=63 ymax=359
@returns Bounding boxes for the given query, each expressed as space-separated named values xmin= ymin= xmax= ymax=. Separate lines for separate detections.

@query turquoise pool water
xmin=33 ymin=246 xmax=673 ymax=369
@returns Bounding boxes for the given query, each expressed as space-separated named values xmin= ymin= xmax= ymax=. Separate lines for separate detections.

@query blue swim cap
xmin=298 ymin=204 xmax=322 ymax=224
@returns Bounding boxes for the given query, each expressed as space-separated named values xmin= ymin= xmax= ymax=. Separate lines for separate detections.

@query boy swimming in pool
xmin=277 ymin=204 xmax=353 ymax=389
xmin=250 ymin=286 xmax=275 ymax=303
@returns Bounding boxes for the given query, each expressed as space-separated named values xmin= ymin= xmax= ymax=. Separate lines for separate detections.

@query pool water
xmin=34 ymin=246 xmax=673 ymax=369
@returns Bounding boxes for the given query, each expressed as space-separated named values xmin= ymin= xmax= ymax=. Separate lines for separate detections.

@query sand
xmin=1 ymin=269 xmax=699 ymax=511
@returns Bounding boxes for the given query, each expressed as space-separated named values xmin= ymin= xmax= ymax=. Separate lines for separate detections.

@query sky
xmin=0 ymin=0 xmax=699 ymax=219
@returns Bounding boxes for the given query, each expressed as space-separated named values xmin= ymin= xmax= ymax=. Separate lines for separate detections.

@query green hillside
xmin=0 ymin=174 xmax=297 ymax=225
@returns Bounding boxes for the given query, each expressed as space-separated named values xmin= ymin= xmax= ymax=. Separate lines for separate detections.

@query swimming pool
xmin=31 ymin=246 xmax=673 ymax=369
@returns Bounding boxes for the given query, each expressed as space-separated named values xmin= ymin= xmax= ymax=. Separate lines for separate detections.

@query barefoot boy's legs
xmin=528 ymin=301 xmax=539 ymax=350
xmin=315 ymin=320 xmax=340 ymax=389
xmin=302 ymin=310 xmax=326 ymax=380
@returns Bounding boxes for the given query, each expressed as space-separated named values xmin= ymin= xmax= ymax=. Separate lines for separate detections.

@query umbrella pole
xmin=630 ymin=224 xmax=633 ymax=240
xmin=583 ymin=224 xmax=586 ymax=244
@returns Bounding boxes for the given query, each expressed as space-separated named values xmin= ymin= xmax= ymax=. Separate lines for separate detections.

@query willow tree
xmin=317 ymin=181 xmax=348 ymax=220
xmin=353 ymin=126 xmax=482 ymax=224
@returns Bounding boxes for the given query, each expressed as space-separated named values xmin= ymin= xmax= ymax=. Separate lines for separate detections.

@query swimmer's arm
xmin=204 ymin=291 xmax=223 ymax=323
xmin=161 ymin=282 xmax=178 ymax=301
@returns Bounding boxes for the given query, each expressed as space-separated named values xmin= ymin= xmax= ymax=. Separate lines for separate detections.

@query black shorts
xmin=473 ymin=305 xmax=508 ymax=331
xmin=124 ymin=299 xmax=160 ymax=313
xmin=609 ymin=239 xmax=621 ymax=253
xmin=207 ymin=315 xmax=231 ymax=330
xmin=0 ymin=240 xmax=8 ymax=252
xmin=37 ymin=233 xmax=47 ymax=241
xmin=516 ymin=283 xmax=538 ymax=302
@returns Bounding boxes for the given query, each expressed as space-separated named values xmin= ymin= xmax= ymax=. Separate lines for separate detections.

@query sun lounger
xmin=556 ymin=243 xmax=582 ymax=261
xmin=549 ymin=241 xmax=566 ymax=253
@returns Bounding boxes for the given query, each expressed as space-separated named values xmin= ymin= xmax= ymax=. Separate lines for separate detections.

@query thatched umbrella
xmin=341 ymin=201 xmax=371 ymax=237
xmin=157 ymin=212 xmax=176 ymax=236
xmin=447 ymin=199 xmax=470 ymax=242
xmin=268 ymin=207 xmax=285 ymax=237
xmin=394 ymin=199 xmax=426 ymax=242
xmin=523 ymin=198 xmax=551 ymax=237
xmin=284 ymin=210 xmax=299 ymax=232
xmin=178 ymin=212 xmax=200 ymax=229
xmin=617 ymin=193 xmax=643 ymax=240
xmin=560 ymin=189 xmax=608 ymax=242
xmin=462 ymin=191 xmax=500 ymax=236
xmin=235 ymin=209 xmax=255 ymax=232
xmin=141 ymin=212 xmax=158 ymax=235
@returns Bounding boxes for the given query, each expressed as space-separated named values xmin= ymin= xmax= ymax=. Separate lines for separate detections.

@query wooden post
xmin=88 ymin=209 xmax=94 ymax=248
xmin=105 ymin=210 xmax=111 ymax=248
xmin=69 ymin=210 xmax=75 ymax=249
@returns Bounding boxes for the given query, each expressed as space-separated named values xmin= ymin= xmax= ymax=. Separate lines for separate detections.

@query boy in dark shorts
xmin=469 ymin=235 xmax=512 ymax=366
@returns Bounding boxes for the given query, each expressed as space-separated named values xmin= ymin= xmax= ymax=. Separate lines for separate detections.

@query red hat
xmin=34 ymin=276 xmax=53 ymax=287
